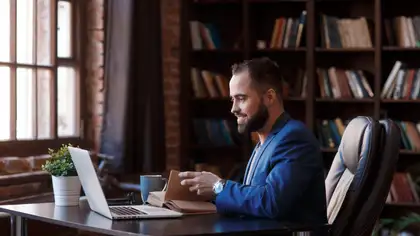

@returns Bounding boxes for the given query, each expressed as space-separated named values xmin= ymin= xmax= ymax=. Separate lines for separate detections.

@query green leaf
xmin=41 ymin=143 xmax=79 ymax=177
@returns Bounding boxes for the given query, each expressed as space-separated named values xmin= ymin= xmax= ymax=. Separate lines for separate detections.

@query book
xmin=146 ymin=170 xmax=217 ymax=214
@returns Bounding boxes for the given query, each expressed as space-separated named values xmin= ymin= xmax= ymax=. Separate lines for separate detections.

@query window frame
xmin=0 ymin=0 xmax=89 ymax=158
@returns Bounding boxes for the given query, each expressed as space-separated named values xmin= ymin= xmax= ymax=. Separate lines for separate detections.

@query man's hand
xmin=179 ymin=171 xmax=221 ymax=200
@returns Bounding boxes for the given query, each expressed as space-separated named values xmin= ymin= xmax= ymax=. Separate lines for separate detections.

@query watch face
xmin=214 ymin=182 xmax=223 ymax=194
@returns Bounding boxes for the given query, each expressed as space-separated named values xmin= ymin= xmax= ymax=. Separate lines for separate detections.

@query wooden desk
xmin=0 ymin=201 xmax=327 ymax=236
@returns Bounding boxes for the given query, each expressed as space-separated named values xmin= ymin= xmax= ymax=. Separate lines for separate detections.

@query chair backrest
xmin=325 ymin=116 xmax=382 ymax=236
xmin=348 ymin=119 xmax=401 ymax=236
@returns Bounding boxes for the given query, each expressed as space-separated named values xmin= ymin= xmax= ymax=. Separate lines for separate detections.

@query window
xmin=0 ymin=0 xmax=84 ymax=156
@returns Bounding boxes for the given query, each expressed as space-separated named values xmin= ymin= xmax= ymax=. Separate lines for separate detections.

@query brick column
xmin=85 ymin=0 xmax=105 ymax=153
xmin=161 ymin=0 xmax=181 ymax=170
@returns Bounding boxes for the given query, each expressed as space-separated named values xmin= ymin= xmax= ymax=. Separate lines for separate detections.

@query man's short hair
xmin=231 ymin=57 xmax=283 ymax=99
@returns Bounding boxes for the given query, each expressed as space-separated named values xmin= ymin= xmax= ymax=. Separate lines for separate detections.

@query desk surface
xmin=0 ymin=201 xmax=294 ymax=236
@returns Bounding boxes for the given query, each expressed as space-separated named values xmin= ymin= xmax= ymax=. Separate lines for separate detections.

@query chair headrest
xmin=339 ymin=116 xmax=376 ymax=174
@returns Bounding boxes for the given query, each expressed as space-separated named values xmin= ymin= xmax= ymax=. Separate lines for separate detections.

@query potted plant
xmin=42 ymin=144 xmax=81 ymax=206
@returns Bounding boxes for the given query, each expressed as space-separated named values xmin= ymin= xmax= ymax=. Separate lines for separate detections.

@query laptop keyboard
xmin=110 ymin=206 xmax=147 ymax=216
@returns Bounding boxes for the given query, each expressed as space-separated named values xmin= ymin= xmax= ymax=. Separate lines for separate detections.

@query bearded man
xmin=179 ymin=57 xmax=327 ymax=225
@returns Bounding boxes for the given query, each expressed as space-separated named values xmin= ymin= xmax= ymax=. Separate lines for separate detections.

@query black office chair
xmin=347 ymin=119 xmax=401 ymax=236
xmin=323 ymin=116 xmax=382 ymax=236
xmin=288 ymin=117 xmax=400 ymax=236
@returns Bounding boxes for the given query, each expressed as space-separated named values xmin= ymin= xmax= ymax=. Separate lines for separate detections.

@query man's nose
xmin=231 ymin=102 xmax=239 ymax=115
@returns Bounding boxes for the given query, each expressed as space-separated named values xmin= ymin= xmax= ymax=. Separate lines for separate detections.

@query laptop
xmin=68 ymin=146 xmax=183 ymax=220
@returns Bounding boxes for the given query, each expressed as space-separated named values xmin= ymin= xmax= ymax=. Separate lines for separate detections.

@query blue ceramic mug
xmin=139 ymin=175 xmax=167 ymax=204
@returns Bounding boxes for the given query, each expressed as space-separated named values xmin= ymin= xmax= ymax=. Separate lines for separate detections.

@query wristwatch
xmin=213 ymin=179 xmax=226 ymax=195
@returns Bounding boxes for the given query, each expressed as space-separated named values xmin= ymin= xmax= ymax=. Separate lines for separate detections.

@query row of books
xmin=191 ymin=61 xmax=420 ymax=100
xmin=315 ymin=118 xmax=348 ymax=149
xmin=194 ymin=118 xmax=420 ymax=151
xmin=268 ymin=11 xmax=307 ymax=49
xmin=189 ymin=15 xmax=419 ymax=50
xmin=320 ymin=14 xmax=372 ymax=49
xmin=190 ymin=67 xmax=300 ymax=99
xmin=191 ymin=68 xmax=229 ymax=98
xmin=190 ymin=21 xmax=221 ymax=50
xmin=386 ymin=172 xmax=419 ymax=204
xmin=282 ymin=69 xmax=307 ymax=98
xmin=384 ymin=16 xmax=420 ymax=48
xmin=381 ymin=61 xmax=420 ymax=100
xmin=398 ymin=121 xmax=420 ymax=151
xmin=381 ymin=173 xmax=419 ymax=235
xmin=316 ymin=118 xmax=420 ymax=152
xmin=317 ymin=68 xmax=373 ymax=99
xmin=192 ymin=119 xmax=240 ymax=147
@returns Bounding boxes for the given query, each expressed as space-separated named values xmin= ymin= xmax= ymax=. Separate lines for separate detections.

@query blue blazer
xmin=215 ymin=112 xmax=327 ymax=225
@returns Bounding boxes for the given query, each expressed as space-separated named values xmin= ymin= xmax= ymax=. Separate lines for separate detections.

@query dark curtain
xmin=100 ymin=0 xmax=165 ymax=174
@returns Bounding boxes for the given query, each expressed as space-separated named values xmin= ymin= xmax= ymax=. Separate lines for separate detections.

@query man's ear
xmin=265 ymin=88 xmax=277 ymax=105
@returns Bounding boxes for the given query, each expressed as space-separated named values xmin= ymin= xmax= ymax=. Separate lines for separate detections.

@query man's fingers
xmin=189 ymin=184 xmax=199 ymax=192
xmin=179 ymin=171 xmax=202 ymax=179
xmin=197 ymin=187 xmax=213 ymax=195
xmin=180 ymin=178 xmax=198 ymax=186
xmin=189 ymin=185 xmax=212 ymax=195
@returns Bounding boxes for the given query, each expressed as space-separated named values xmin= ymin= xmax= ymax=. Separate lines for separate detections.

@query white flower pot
xmin=52 ymin=176 xmax=81 ymax=206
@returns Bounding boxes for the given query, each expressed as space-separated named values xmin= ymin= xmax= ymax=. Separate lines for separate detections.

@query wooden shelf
xmin=315 ymin=48 xmax=374 ymax=53
xmin=316 ymin=98 xmax=374 ymax=103
xmin=248 ymin=0 xmax=307 ymax=3
xmin=284 ymin=97 xmax=305 ymax=102
xmin=322 ymin=148 xmax=420 ymax=156
xmin=193 ymin=0 xmax=240 ymax=4
xmin=385 ymin=202 xmax=420 ymax=208
xmin=399 ymin=149 xmax=420 ymax=155
xmin=383 ymin=46 xmax=420 ymax=51
xmin=381 ymin=99 xmax=420 ymax=104
xmin=191 ymin=49 xmax=243 ymax=54
xmin=252 ymin=48 xmax=307 ymax=53
xmin=321 ymin=148 xmax=336 ymax=153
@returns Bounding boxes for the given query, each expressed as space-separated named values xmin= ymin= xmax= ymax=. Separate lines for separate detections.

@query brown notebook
xmin=146 ymin=170 xmax=216 ymax=214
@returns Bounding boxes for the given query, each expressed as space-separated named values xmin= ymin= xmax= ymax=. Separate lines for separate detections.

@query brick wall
xmin=85 ymin=0 xmax=105 ymax=153
xmin=161 ymin=0 xmax=181 ymax=170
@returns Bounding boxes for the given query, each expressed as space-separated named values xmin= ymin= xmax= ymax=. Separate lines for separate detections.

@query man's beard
xmin=237 ymin=103 xmax=269 ymax=134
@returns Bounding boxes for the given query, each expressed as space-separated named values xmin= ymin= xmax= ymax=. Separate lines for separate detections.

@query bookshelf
xmin=179 ymin=0 xmax=420 ymax=230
